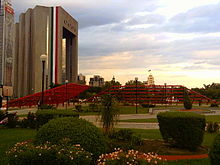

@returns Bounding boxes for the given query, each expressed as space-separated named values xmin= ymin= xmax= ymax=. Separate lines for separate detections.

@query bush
xmin=88 ymin=103 xmax=100 ymax=112
xmin=141 ymin=104 xmax=156 ymax=108
xmin=20 ymin=112 xmax=37 ymax=129
xmin=157 ymin=111 xmax=206 ymax=151
xmin=38 ymin=104 xmax=56 ymax=110
xmin=35 ymin=117 xmax=107 ymax=158
xmin=75 ymin=105 xmax=82 ymax=112
xmin=183 ymin=92 xmax=192 ymax=110
xmin=209 ymin=134 xmax=220 ymax=165
xmin=210 ymin=103 xmax=219 ymax=107
xmin=7 ymin=140 xmax=92 ymax=165
xmin=35 ymin=109 xmax=79 ymax=128
xmin=6 ymin=113 xmax=18 ymax=128
xmin=0 ymin=110 xmax=7 ymax=121
xmin=207 ymin=122 xmax=219 ymax=133
xmin=108 ymin=129 xmax=143 ymax=150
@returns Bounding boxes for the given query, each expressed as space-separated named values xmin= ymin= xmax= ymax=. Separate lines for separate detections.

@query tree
xmin=125 ymin=80 xmax=144 ymax=86
xmin=100 ymin=94 xmax=119 ymax=134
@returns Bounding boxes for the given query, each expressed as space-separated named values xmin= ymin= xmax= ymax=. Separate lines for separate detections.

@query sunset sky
xmin=12 ymin=0 xmax=220 ymax=88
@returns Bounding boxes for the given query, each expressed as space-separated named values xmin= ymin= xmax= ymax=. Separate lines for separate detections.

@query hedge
xmin=157 ymin=111 xmax=206 ymax=150
xmin=209 ymin=133 xmax=220 ymax=165
xmin=35 ymin=117 xmax=107 ymax=158
xmin=35 ymin=109 xmax=79 ymax=128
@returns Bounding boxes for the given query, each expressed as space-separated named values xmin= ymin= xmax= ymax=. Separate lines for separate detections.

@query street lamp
xmin=135 ymin=77 xmax=138 ymax=114
xmin=65 ymin=79 xmax=69 ymax=110
xmin=40 ymin=54 xmax=47 ymax=107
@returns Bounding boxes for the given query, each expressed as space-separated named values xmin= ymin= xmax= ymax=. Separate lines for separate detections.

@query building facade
xmin=147 ymin=74 xmax=155 ymax=85
xmin=89 ymin=75 xmax=104 ymax=87
xmin=13 ymin=6 xmax=78 ymax=97
xmin=77 ymin=73 xmax=86 ymax=85
xmin=0 ymin=0 xmax=14 ymax=87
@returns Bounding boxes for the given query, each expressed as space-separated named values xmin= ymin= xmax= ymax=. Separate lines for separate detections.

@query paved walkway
xmin=8 ymin=108 xmax=220 ymax=129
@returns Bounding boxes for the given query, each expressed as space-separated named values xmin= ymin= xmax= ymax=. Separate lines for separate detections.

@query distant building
xmin=89 ymin=75 xmax=104 ymax=87
xmin=0 ymin=0 xmax=14 ymax=87
xmin=144 ymin=74 xmax=155 ymax=85
xmin=77 ymin=73 xmax=86 ymax=85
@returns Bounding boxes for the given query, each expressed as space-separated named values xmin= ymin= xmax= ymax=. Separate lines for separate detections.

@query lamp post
xmin=40 ymin=54 xmax=47 ymax=107
xmin=135 ymin=77 xmax=138 ymax=114
xmin=65 ymin=80 xmax=69 ymax=110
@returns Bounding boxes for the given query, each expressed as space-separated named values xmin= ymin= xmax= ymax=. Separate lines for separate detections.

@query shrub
xmin=183 ymin=91 xmax=192 ymax=110
xmin=157 ymin=111 xmax=206 ymax=151
xmin=141 ymin=104 xmax=156 ymax=108
xmin=207 ymin=122 xmax=219 ymax=133
xmin=108 ymin=129 xmax=143 ymax=150
xmin=88 ymin=103 xmax=100 ymax=112
xmin=35 ymin=109 xmax=79 ymax=128
xmin=97 ymin=149 xmax=164 ymax=165
xmin=35 ymin=117 xmax=107 ymax=158
xmin=6 ymin=113 xmax=18 ymax=128
xmin=0 ymin=110 xmax=7 ymax=121
xmin=75 ymin=105 xmax=82 ymax=112
xmin=20 ymin=112 xmax=37 ymax=129
xmin=38 ymin=104 xmax=55 ymax=110
xmin=7 ymin=140 xmax=92 ymax=165
xmin=209 ymin=134 xmax=220 ymax=165
xmin=210 ymin=103 xmax=219 ymax=107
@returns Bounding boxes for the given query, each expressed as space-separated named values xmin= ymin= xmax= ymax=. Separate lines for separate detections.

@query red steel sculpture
xmin=87 ymin=85 xmax=217 ymax=105
xmin=6 ymin=84 xmax=218 ymax=108
xmin=6 ymin=83 xmax=89 ymax=108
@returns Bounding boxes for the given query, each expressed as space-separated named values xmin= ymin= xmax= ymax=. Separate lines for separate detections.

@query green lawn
xmin=206 ymin=115 xmax=220 ymax=123
xmin=130 ymin=128 xmax=218 ymax=148
xmin=0 ymin=128 xmax=37 ymax=165
xmin=0 ymin=127 xmax=216 ymax=165
xmin=119 ymin=115 xmax=220 ymax=123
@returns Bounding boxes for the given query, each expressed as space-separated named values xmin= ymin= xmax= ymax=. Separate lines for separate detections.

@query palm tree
xmin=100 ymin=94 xmax=119 ymax=134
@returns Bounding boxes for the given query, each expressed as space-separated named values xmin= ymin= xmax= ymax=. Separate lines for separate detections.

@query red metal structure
xmin=6 ymin=83 xmax=89 ymax=108
xmin=87 ymin=85 xmax=217 ymax=104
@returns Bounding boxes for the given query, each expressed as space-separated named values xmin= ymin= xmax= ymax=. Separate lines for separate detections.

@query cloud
xmin=162 ymin=2 xmax=220 ymax=33
xmin=12 ymin=0 xmax=159 ymax=28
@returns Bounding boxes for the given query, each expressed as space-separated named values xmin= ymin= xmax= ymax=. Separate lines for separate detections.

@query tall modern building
xmin=0 ymin=0 xmax=14 ymax=87
xmin=13 ymin=6 xmax=78 ymax=97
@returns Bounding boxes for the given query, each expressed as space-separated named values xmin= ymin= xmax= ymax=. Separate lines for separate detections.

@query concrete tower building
xmin=0 ymin=0 xmax=14 ymax=87
xmin=14 ymin=6 xmax=78 ymax=97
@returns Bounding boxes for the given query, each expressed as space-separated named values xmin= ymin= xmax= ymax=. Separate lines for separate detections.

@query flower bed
xmin=97 ymin=148 xmax=165 ymax=165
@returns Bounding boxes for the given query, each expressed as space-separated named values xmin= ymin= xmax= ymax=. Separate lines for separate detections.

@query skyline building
xmin=13 ymin=5 xmax=78 ymax=97
xmin=89 ymin=75 xmax=104 ymax=87
xmin=77 ymin=73 xmax=86 ymax=85
xmin=0 ymin=0 xmax=14 ymax=87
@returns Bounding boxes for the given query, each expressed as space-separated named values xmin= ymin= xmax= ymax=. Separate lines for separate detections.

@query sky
xmin=11 ymin=0 xmax=220 ymax=88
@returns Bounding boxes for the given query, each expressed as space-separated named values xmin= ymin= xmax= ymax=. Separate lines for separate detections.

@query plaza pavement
xmin=8 ymin=108 xmax=220 ymax=130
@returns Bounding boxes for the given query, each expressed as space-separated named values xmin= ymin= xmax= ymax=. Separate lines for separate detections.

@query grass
xmin=0 ymin=127 xmax=216 ymax=165
xmin=129 ymin=128 xmax=217 ymax=148
xmin=119 ymin=115 xmax=220 ymax=123
xmin=0 ymin=128 xmax=37 ymax=165
xmin=206 ymin=115 xmax=220 ymax=123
